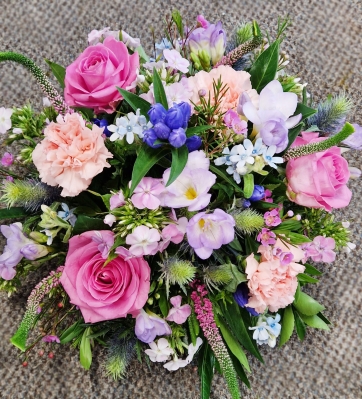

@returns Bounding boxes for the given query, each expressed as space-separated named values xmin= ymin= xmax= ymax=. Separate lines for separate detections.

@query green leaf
xmin=228 ymin=350 xmax=251 ymax=388
xmin=73 ymin=107 xmax=94 ymax=120
xmin=317 ymin=312 xmax=331 ymax=325
xmin=293 ymin=309 xmax=306 ymax=340
xmin=252 ymin=201 xmax=279 ymax=209
xmin=153 ymin=68 xmax=168 ymax=109
xmin=249 ymin=40 xmax=280 ymax=93
xmin=135 ymin=46 xmax=149 ymax=62
xmin=299 ymin=314 xmax=330 ymax=330
xmin=218 ymin=317 xmax=250 ymax=372
xmin=294 ymin=103 xmax=316 ymax=120
xmin=166 ymin=145 xmax=189 ymax=186
xmin=129 ymin=146 xmax=169 ymax=195
xmin=198 ymin=342 xmax=215 ymax=399
xmin=79 ymin=327 xmax=93 ymax=370
xmin=45 ymin=59 xmax=66 ymax=88
xmin=72 ymin=215 xmax=110 ymax=235
xmin=224 ymin=264 xmax=247 ymax=292
xmin=293 ymin=291 xmax=325 ymax=316
xmin=171 ymin=9 xmax=184 ymax=38
xmin=279 ymin=306 xmax=294 ymax=346
xmin=0 ymin=207 xmax=29 ymax=220
xmin=186 ymin=125 xmax=214 ymax=137
xmin=60 ymin=321 xmax=83 ymax=344
xmin=228 ymin=238 xmax=243 ymax=252
xmin=277 ymin=220 xmax=302 ymax=231
xmin=285 ymin=123 xmax=303 ymax=152
xmin=220 ymin=300 xmax=263 ymax=362
xmin=274 ymin=231 xmax=311 ymax=245
xmin=297 ymin=273 xmax=319 ymax=284
xmin=304 ymin=263 xmax=322 ymax=276
xmin=243 ymin=174 xmax=254 ymax=199
xmin=209 ymin=165 xmax=243 ymax=194
xmin=158 ymin=292 xmax=169 ymax=317
xmin=117 ymin=88 xmax=152 ymax=117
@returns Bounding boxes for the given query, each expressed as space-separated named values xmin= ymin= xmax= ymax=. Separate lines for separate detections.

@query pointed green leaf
xmin=60 ymin=321 xmax=84 ymax=344
xmin=45 ymin=59 xmax=66 ymax=88
xmin=135 ymin=46 xmax=149 ymax=62
xmin=299 ymin=314 xmax=330 ymax=330
xmin=153 ymin=68 xmax=168 ymax=109
xmin=117 ymin=87 xmax=152 ymax=117
xmin=72 ymin=215 xmax=110 ymax=235
xmin=158 ymin=291 xmax=169 ymax=318
xmin=304 ymin=263 xmax=322 ymax=276
xmin=317 ymin=312 xmax=331 ymax=325
xmin=293 ymin=309 xmax=306 ymax=341
xmin=293 ymin=291 xmax=325 ymax=316
xmin=198 ymin=342 xmax=215 ymax=399
xmin=294 ymin=103 xmax=316 ymax=120
xmin=279 ymin=306 xmax=294 ymax=346
xmin=209 ymin=165 xmax=244 ymax=194
xmin=186 ymin=125 xmax=214 ymax=136
xmin=80 ymin=327 xmax=92 ymax=370
xmin=129 ymin=146 xmax=169 ymax=195
xmin=220 ymin=300 xmax=263 ymax=362
xmin=0 ymin=207 xmax=29 ymax=220
xmin=166 ymin=145 xmax=188 ymax=186
xmin=249 ymin=40 xmax=280 ymax=92
xmin=218 ymin=317 xmax=250 ymax=372
xmin=297 ymin=273 xmax=319 ymax=284
xmin=285 ymin=123 xmax=303 ymax=152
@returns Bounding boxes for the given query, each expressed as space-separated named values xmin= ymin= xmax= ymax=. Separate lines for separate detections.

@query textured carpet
xmin=0 ymin=0 xmax=361 ymax=398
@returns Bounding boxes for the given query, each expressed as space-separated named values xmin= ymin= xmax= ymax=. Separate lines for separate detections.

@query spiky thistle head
xmin=226 ymin=21 xmax=254 ymax=53
xmin=1 ymin=179 xmax=61 ymax=211
xmin=203 ymin=264 xmax=234 ymax=292
xmin=230 ymin=208 xmax=264 ymax=235
xmin=158 ymin=257 xmax=197 ymax=297
xmin=306 ymin=93 xmax=353 ymax=134
xmin=104 ymin=332 xmax=136 ymax=380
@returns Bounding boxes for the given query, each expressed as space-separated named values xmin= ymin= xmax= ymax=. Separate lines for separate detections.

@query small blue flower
xmin=250 ymin=138 xmax=265 ymax=156
xmin=164 ymin=102 xmax=191 ymax=130
xmin=169 ymin=127 xmax=187 ymax=148
xmin=233 ymin=283 xmax=259 ymax=316
xmin=93 ymin=118 xmax=111 ymax=137
xmin=185 ymin=135 xmax=202 ymax=152
xmin=148 ymin=103 xmax=167 ymax=125
xmin=262 ymin=145 xmax=284 ymax=169
xmin=57 ymin=203 xmax=77 ymax=227
xmin=249 ymin=185 xmax=265 ymax=202
xmin=143 ymin=128 xmax=162 ymax=148
xmin=266 ymin=314 xmax=281 ymax=336
xmin=249 ymin=314 xmax=281 ymax=348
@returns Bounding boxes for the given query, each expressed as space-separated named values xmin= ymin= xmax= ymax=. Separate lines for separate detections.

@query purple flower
xmin=135 ymin=309 xmax=172 ymax=343
xmin=164 ymin=102 xmax=191 ymax=130
xmin=153 ymin=122 xmax=171 ymax=140
xmin=257 ymin=228 xmax=276 ymax=245
xmin=148 ymin=103 xmax=167 ymax=125
xmin=259 ymin=116 xmax=289 ymax=152
xmin=249 ymin=185 xmax=265 ymax=202
xmin=143 ymin=128 xmax=161 ymax=148
xmin=186 ymin=209 xmax=235 ymax=259
xmin=233 ymin=283 xmax=259 ymax=316
xmin=92 ymin=118 xmax=111 ymax=137
xmin=279 ymin=251 xmax=294 ymax=266
xmin=185 ymin=135 xmax=202 ymax=152
xmin=342 ymin=123 xmax=362 ymax=150
xmin=42 ymin=335 xmax=60 ymax=343
xmin=1 ymin=152 xmax=14 ymax=167
xmin=169 ymin=128 xmax=187 ymax=148
xmin=264 ymin=209 xmax=282 ymax=227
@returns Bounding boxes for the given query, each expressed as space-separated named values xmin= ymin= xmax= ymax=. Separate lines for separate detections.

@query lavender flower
xmin=135 ymin=309 xmax=171 ymax=343
xmin=342 ymin=123 xmax=362 ymax=150
xmin=249 ymin=185 xmax=265 ymax=201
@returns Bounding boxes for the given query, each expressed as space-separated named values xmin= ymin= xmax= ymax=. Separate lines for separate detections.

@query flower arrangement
xmin=0 ymin=11 xmax=360 ymax=399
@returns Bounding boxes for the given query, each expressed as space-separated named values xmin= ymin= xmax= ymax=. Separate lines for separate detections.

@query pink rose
xmin=64 ymin=36 xmax=139 ymax=114
xmin=60 ymin=231 xmax=150 ymax=323
xmin=32 ymin=113 xmax=112 ymax=197
xmin=286 ymin=132 xmax=352 ymax=211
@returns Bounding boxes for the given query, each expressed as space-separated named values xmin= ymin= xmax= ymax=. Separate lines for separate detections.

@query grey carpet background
xmin=0 ymin=0 xmax=361 ymax=398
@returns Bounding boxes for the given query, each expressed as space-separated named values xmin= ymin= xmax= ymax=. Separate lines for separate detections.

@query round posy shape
xmin=64 ymin=36 xmax=139 ymax=114
xmin=60 ymin=231 xmax=150 ymax=323
xmin=286 ymin=132 xmax=352 ymax=211
xmin=186 ymin=209 xmax=235 ymax=259
xmin=32 ymin=113 xmax=112 ymax=197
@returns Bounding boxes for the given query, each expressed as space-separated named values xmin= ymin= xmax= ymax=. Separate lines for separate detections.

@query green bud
xmin=231 ymin=209 xmax=264 ymax=235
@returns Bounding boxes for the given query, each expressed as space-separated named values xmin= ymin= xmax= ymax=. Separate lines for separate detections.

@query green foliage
xmin=198 ymin=342 xmax=215 ymax=399
xmin=0 ymin=207 xmax=29 ymax=220
xmin=167 ymin=146 xmax=189 ymax=186
xmin=45 ymin=59 xmax=66 ymax=88
xmin=117 ymin=88 xmax=151 ymax=117
xmin=243 ymin=174 xmax=254 ymax=199
xmin=80 ymin=327 xmax=93 ymax=370
xmin=293 ymin=291 xmax=325 ymax=316
xmin=279 ymin=306 xmax=294 ymax=346
xmin=72 ymin=215 xmax=109 ymax=235
xmin=153 ymin=68 xmax=168 ymax=109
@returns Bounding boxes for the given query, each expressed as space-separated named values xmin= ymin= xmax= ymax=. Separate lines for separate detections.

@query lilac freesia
xmin=188 ymin=16 xmax=226 ymax=66
xmin=131 ymin=177 xmax=164 ymax=210
xmin=166 ymin=295 xmax=192 ymax=324
xmin=186 ymin=209 xmax=235 ymax=259
xmin=135 ymin=309 xmax=172 ymax=343
xmin=241 ymin=81 xmax=302 ymax=152
xmin=0 ymin=223 xmax=48 ymax=280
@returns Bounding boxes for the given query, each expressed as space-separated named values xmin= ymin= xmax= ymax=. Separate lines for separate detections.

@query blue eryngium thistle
xmin=306 ymin=93 xmax=353 ymax=134
xmin=283 ymin=122 xmax=355 ymax=161
xmin=104 ymin=332 xmax=136 ymax=380
xmin=1 ymin=179 xmax=61 ymax=211
xmin=0 ymin=52 xmax=71 ymax=114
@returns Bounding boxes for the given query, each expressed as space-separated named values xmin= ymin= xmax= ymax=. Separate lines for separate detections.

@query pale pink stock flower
xmin=126 ymin=225 xmax=161 ymax=256
xmin=110 ymin=190 xmax=126 ymax=210
xmin=302 ymin=236 xmax=336 ymax=263
xmin=145 ymin=338 xmax=174 ymax=362
xmin=0 ymin=107 xmax=13 ymax=134
xmin=163 ymin=49 xmax=190 ymax=73
xmin=165 ymin=81 xmax=193 ymax=108
xmin=131 ymin=177 xmax=164 ymax=210
xmin=158 ymin=213 xmax=188 ymax=252
xmin=104 ymin=214 xmax=116 ymax=227
xmin=91 ymin=231 xmax=115 ymax=259
xmin=166 ymin=295 xmax=192 ymax=324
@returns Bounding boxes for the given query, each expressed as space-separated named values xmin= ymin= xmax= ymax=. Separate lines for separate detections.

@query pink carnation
xmin=32 ymin=113 xmax=112 ymax=197
xmin=246 ymin=239 xmax=305 ymax=313
xmin=186 ymin=65 xmax=258 ymax=114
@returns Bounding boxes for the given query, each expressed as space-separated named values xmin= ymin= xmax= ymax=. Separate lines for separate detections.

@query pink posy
xmin=59 ymin=230 xmax=150 ymax=323
xmin=131 ymin=177 xmax=164 ymax=210
xmin=286 ymin=132 xmax=352 ymax=211
xmin=64 ymin=36 xmax=139 ymax=114
xmin=166 ymin=295 xmax=191 ymax=324
xmin=1 ymin=152 xmax=14 ymax=167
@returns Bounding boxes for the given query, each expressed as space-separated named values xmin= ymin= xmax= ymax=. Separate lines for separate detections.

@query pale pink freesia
xmin=246 ymin=239 xmax=305 ymax=313
xmin=185 ymin=150 xmax=210 ymax=170
xmin=131 ymin=177 xmax=164 ymax=210
xmin=286 ymin=132 xmax=352 ymax=211
xmin=110 ymin=190 xmax=126 ymax=210
xmin=166 ymin=295 xmax=192 ymax=324
xmin=126 ymin=225 xmax=161 ymax=256
xmin=32 ymin=113 xmax=112 ymax=197
xmin=64 ymin=36 xmax=139 ymax=114
xmin=186 ymin=65 xmax=259 ymax=114
xmin=60 ymin=230 xmax=150 ymax=323
xmin=163 ymin=49 xmax=190 ymax=73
